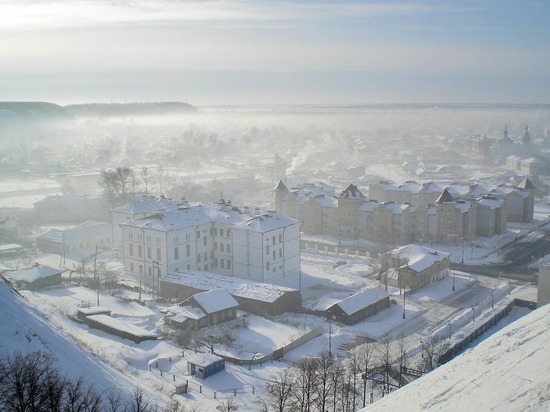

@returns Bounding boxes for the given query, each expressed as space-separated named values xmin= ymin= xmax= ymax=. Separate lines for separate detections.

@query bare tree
xmin=99 ymin=167 xmax=135 ymax=207
xmin=312 ymin=350 xmax=334 ymax=412
xmin=155 ymin=166 xmax=168 ymax=196
xmin=328 ymin=361 xmax=346 ymax=412
xmin=421 ymin=335 xmax=450 ymax=372
xmin=376 ymin=337 xmax=393 ymax=394
xmin=266 ymin=369 xmax=293 ymax=412
xmin=396 ymin=333 xmax=409 ymax=387
xmin=141 ymin=167 xmax=154 ymax=196
xmin=216 ymin=397 xmax=238 ymax=412
xmin=290 ymin=357 xmax=319 ymax=412
xmin=355 ymin=342 xmax=375 ymax=408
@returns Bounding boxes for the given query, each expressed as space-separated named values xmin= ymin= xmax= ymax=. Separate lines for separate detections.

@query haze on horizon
xmin=1 ymin=0 xmax=549 ymax=106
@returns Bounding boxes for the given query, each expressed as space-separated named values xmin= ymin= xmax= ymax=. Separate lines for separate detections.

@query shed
xmin=323 ymin=285 xmax=390 ymax=325
xmin=76 ymin=306 xmax=111 ymax=321
xmin=8 ymin=264 xmax=62 ymax=290
xmin=84 ymin=314 xmax=157 ymax=344
xmin=185 ymin=352 xmax=225 ymax=379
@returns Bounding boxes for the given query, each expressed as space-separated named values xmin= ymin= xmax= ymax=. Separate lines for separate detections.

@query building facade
xmin=274 ymin=179 xmax=535 ymax=245
xmin=115 ymin=198 xmax=301 ymax=288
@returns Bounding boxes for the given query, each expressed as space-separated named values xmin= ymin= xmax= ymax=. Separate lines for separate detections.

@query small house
xmin=165 ymin=288 xmax=238 ymax=330
xmin=8 ymin=264 xmax=62 ymax=290
xmin=321 ymin=285 xmax=390 ymax=325
xmin=185 ymin=352 xmax=225 ymax=379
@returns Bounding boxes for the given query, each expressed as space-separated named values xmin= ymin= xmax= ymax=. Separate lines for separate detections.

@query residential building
xmin=115 ymin=198 xmax=301 ymax=288
xmin=164 ymin=288 xmax=238 ymax=330
xmin=36 ymin=220 xmax=112 ymax=255
xmin=34 ymin=194 xmax=108 ymax=224
xmin=388 ymin=244 xmax=451 ymax=291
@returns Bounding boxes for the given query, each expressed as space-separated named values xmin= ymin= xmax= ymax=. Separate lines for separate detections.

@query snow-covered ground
xmin=1 ymin=243 xmax=539 ymax=411
xmin=359 ymin=303 xmax=550 ymax=412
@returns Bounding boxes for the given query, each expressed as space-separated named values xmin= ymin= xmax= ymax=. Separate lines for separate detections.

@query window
xmin=129 ymin=243 xmax=134 ymax=256
xmin=186 ymin=244 xmax=191 ymax=257
xmin=273 ymin=235 xmax=276 ymax=245
xmin=203 ymin=236 xmax=207 ymax=246
xmin=139 ymin=265 xmax=143 ymax=274
xmin=279 ymin=234 xmax=282 ymax=243
xmin=130 ymin=263 xmax=134 ymax=272
xmin=204 ymin=264 xmax=208 ymax=271
xmin=279 ymin=249 xmax=282 ymax=258
xmin=204 ymin=252 xmax=207 ymax=261
xmin=196 ymin=231 xmax=200 ymax=239
xmin=214 ymin=258 xmax=218 ymax=267
xmin=266 ymin=261 xmax=270 ymax=270
xmin=147 ymin=246 xmax=151 ymax=259
xmin=220 ymin=228 xmax=224 ymax=237
xmin=273 ymin=250 xmax=276 ymax=260
xmin=221 ymin=259 xmax=224 ymax=268
xmin=220 ymin=243 xmax=224 ymax=252
xmin=227 ymin=244 xmax=231 ymax=253
xmin=266 ymin=245 xmax=269 ymax=255
xmin=174 ymin=247 xmax=179 ymax=260
xmin=214 ymin=228 xmax=217 ymax=235
xmin=198 ymin=254 xmax=201 ymax=263
xmin=227 ymin=260 xmax=231 ymax=270
xmin=138 ymin=244 xmax=142 ymax=257
xmin=156 ymin=248 xmax=161 ymax=261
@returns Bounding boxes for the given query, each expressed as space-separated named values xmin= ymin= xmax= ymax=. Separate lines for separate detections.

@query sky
xmin=1 ymin=0 xmax=549 ymax=105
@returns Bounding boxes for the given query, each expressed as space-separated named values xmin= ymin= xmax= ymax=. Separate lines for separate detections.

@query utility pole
xmin=93 ymin=244 xmax=99 ymax=306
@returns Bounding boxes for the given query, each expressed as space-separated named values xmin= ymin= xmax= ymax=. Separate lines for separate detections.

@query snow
xmin=359 ymin=304 xmax=550 ymax=412
xmin=191 ymin=288 xmax=239 ymax=313
xmin=0 ymin=211 xmax=546 ymax=410
xmin=391 ymin=244 xmax=450 ymax=272
xmin=333 ymin=285 xmax=389 ymax=316
xmin=8 ymin=264 xmax=61 ymax=282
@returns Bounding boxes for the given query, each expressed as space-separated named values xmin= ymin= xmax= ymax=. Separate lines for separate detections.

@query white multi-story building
xmin=115 ymin=198 xmax=301 ymax=288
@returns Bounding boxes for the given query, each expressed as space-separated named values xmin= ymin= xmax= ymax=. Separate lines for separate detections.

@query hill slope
xmin=361 ymin=304 xmax=550 ymax=412
xmin=0 ymin=278 xmax=142 ymax=401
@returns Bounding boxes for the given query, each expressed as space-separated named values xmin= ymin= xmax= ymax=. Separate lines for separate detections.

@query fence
xmin=438 ymin=298 xmax=530 ymax=365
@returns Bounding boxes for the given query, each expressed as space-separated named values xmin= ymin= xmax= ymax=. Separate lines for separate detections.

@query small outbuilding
xmin=164 ymin=288 xmax=239 ymax=330
xmin=319 ymin=285 xmax=390 ymax=325
xmin=185 ymin=352 xmax=225 ymax=379
xmin=7 ymin=264 xmax=62 ymax=290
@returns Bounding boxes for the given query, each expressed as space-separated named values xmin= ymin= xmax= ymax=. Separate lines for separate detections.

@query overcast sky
xmin=1 ymin=0 xmax=549 ymax=106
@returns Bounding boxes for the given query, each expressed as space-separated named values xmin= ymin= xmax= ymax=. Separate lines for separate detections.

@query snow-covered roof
xmin=338 ymin=184 xmax=365 ymax=199
xmin=86 ymin=314 xmax=157 ymax=339
xmin=184 ymin=351 xmax=223 ymax=367
xmin=476 ymin=196 xmax=504 ymax=209
xmin=120 ymin=200 xmax=299 ymax=233
xmin=163 ymin=271 xmax=297 ymax=303
xmin=11 ymin=265 xmax=62 ymax=283
xmin=233 ymin=212 xmax=298 ymax=232
xmin=192 ymin=288 xmax=239 ymax=313
xmin=331 ymin=285 xmax=389 ymax=316
xmin=391 ymin=244 xmax=450 ymax=273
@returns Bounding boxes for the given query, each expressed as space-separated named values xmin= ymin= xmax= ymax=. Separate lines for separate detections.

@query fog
xmin=0 ymin=106 xmax=550 ymax=212
xmin=1 ymin=103 xmax=549 ymax=212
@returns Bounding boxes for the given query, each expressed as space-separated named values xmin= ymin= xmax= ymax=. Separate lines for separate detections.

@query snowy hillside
xmin=0 ymin=278 xmax=161 ymax=406
xmin=360 ymin=303 xmax=550 ymax=412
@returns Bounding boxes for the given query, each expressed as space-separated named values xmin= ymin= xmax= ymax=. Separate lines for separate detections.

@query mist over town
xmin=1 ymin=1 xmax=549 ymax=411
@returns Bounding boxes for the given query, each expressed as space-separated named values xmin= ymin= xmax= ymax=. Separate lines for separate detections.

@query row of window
xmin=265 ymin=245 xmax=283 ymax=259
xmin=213 ymin=242 xmax=231 ymax=253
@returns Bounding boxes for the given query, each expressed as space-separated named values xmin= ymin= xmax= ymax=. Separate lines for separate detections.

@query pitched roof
xmin=436 ymin=188 xmax=455 ymax=204
xmin=331 ymin=285 xmax=389 ymax=316
xmin=274 ymin=180 xmax=289 ymax=192
xmin=517 ymin=177 xmax=536 ymax=190
xmin=191 ymin=288 xmax=239 ymax=313
xmin=339 ymin=184 xmax=365 ymax=199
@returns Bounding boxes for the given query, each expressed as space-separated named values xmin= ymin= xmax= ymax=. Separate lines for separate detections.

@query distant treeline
xmin=65 ymin=102 xmax=198 ymax=117
xmin=0 ymin=102 xmax=71 ymax=121
xmin=0 ymin=101 xmax=197 ymax=123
